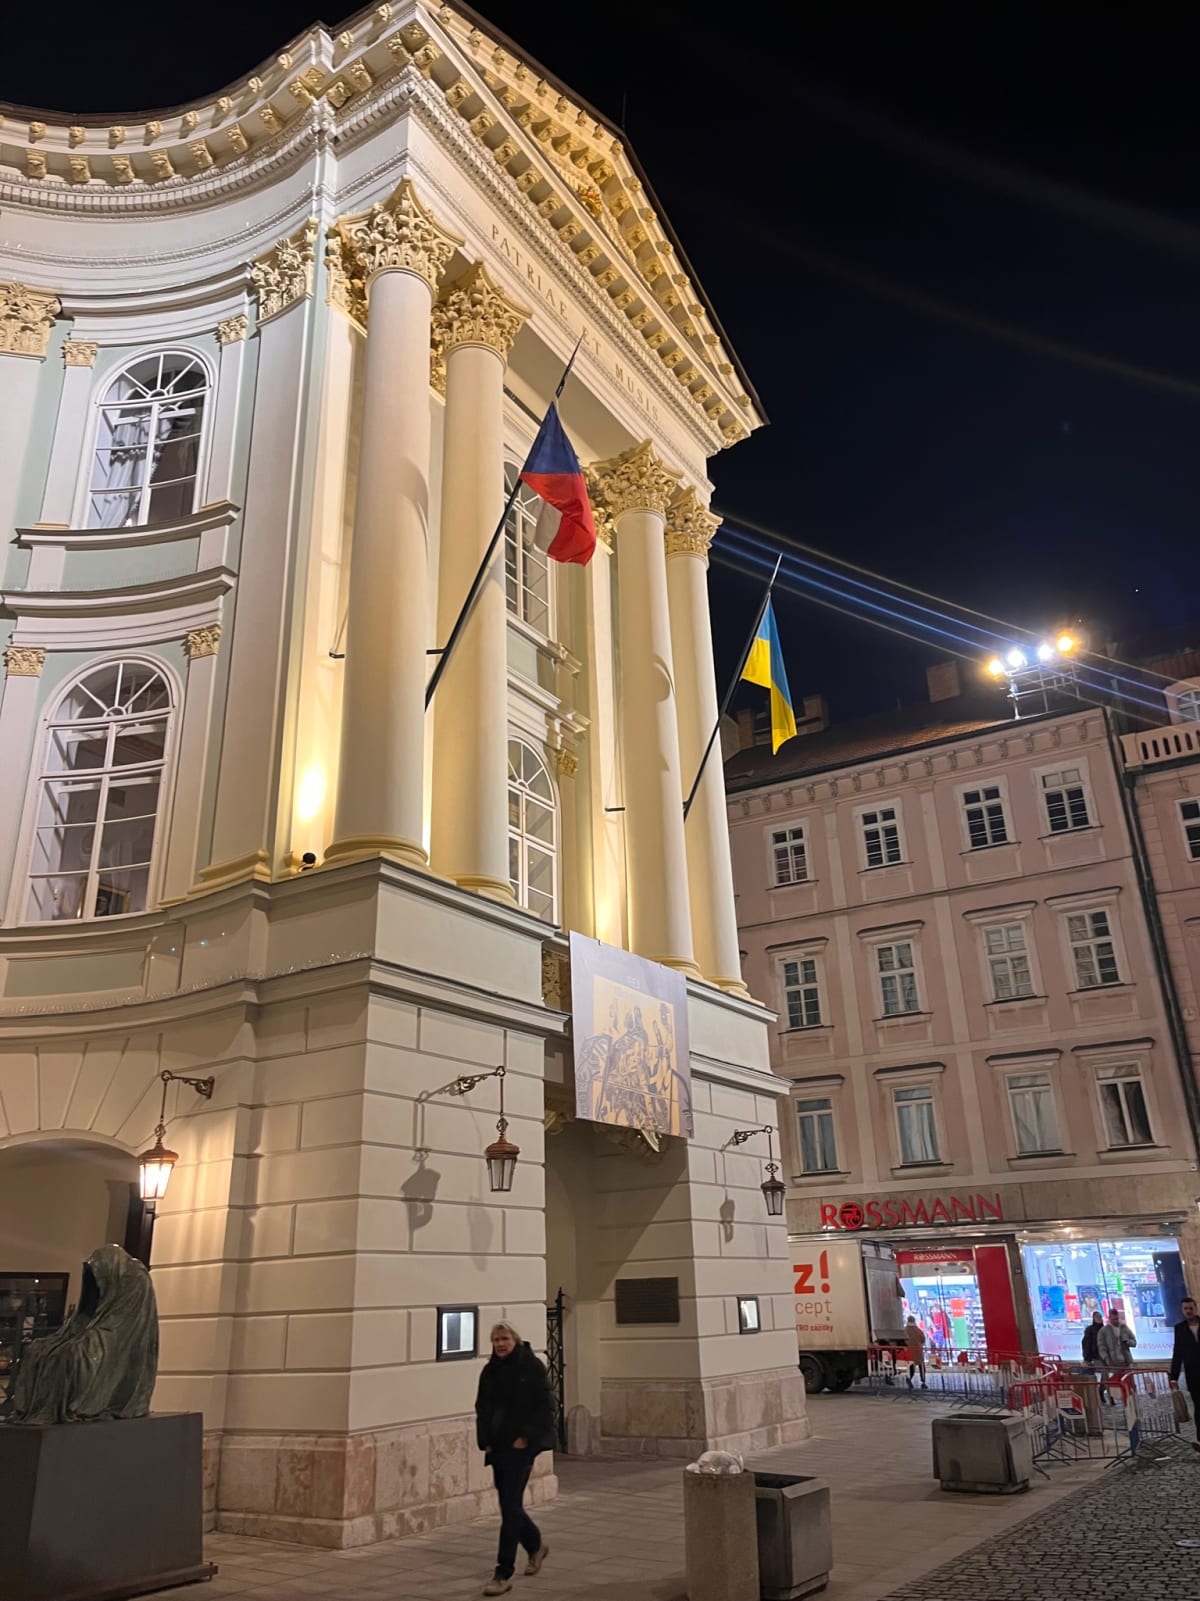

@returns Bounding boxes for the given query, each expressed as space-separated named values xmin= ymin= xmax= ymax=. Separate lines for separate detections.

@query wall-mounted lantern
xmin=137 ymin=1070 xmax=215 ymax=1204
xmin=450 ymin=1066 xmax=520 ymax=1193
xmin=729 ymin=1124 xmax=786 ymax=1217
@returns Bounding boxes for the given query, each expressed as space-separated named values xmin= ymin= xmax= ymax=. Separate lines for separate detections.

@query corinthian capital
xmin=435 ymin=261 xmax=529 ymax=361
xmin=665 ymin=486 xmax=720 ymax=558
xmin=0 ymin=282 xmax=61 ymax=359
xmin=589 ymin=439 xmax=682 ymax=521
xmin=250 ymin=219 xmax=319 ymax=324
xmin=335 ymin=178 xmax=462 ymax=294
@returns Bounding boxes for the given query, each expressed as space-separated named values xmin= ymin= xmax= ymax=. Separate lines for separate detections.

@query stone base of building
xmin=214 ymin=1414 xmax=557 ymax=1549
xmin=598 ymin=1367 xmax=810 ymax=1459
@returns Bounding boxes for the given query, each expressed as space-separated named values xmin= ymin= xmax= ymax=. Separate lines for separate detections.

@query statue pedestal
xmin=0 ymin=1411 xmax=215 ymax=1600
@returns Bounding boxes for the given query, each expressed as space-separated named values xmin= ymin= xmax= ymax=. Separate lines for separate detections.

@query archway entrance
xmin=0 ymin=1138 xmax=137 ymax=1375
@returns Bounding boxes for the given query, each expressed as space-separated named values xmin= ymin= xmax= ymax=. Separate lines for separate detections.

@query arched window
xmin=507 ymin=738 xmax=558 ymax=922
xmin=503 ymin=464 xmax=551 ymax=635
xmin=87 ymin=352 xmax=210 ymax=529
xmin=26 ymin=661 xmax=173 ymax=923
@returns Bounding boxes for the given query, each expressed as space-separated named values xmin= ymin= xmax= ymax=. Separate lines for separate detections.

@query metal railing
xmin=1006 ymin=1364 xmax=1189 ymax=1469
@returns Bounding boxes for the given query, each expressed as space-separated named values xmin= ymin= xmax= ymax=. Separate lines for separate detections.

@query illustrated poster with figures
xmin=568 ymin=932 xmax=693 ymax=1139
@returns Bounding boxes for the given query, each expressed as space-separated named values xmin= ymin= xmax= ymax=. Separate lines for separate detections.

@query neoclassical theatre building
xmin=0 ymin=0 xmax=807 ymax=1547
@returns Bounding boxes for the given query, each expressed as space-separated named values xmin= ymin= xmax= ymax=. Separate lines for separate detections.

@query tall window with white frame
xmin=796 ymin=1095 xmax=839 ymax=1174
xmin=503 ymin=465 xmax=551 ymax=635
xmin=876 ymin=941 xmax=919 ymax=1015
xmin=962 ymin=784 xmax=1009 ymax=848
xmin=861 ymin=805 xmax=903 ymax=867
xmin=1006 ymin=1072 xmax=1060 ymax=1154
xmin=87 ymin=352 xmax=209 ymax=529
xmin=771 ymin=825 xmax=808 ymax=885
xmin=1175 ymin=688 xmax=1200 ymax=723
xmin=984 ymin=923 xmax=1034 ymax=1000
xmin=26 ymin=661 xmax=172 ymax=923
xmin=781 ymin=956 xmax=822 ymax=1028
xmin=1096 ymin=1063 xmax=1153 ymax=1148
xmin=893 ymin=1084 xmax=939 ymax=1164
xmin=507 ymin=738 xmax=557 ymax=921
xmin=1179 ymin=799 xmax=1200 ymax=862
xmin=1066 ymin=909 xmax=1121 ymax=988
xmin=1041 ymin=768 xmax=1091 ymax=833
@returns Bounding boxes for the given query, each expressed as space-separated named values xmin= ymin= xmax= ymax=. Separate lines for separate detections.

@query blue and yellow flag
xmin=741 ymin=599 xmax=797 ymax=753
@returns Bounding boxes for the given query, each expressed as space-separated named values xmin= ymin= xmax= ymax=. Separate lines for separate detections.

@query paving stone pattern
xmin=880 ymin=1439 xmax=1200 ymax=1601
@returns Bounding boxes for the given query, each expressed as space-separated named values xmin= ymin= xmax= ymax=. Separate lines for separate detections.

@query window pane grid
xmin=26 ymin=663 xmax=170 ymax=923
xmin=1180 ymin=799 xmax=1200 ymax=862
xmin=507 ymin=738 xmax=558 ymax=923
xmin=782 ymin=957 xmax=822 ymax=1029
xmin=771 ymin=826 xmax=808 ymax=885
xmin=893 ymin=1085 xmax=939 ymax=1163
xmin=963 ymin=785 xmax=1009 ymax=848
xmin=862 ymin=806 xmax=902 ymax=868
xmin=87 ymin=355 xmax=209 ymax=530
xmin=1067 ymin=908 xmax=1121 ymax=988
xmin=503 ymin=472 xmax=552 ymax=636
xmin=1097 ymin=1065 xmax=1153 ymax=1147
xmin=1007 ymin=1072 xmax=1059 ymax=1153
xmin=1042 ymin=769 xmax=1091 ymax=833
xmin=797 ymin=1097 xmax=838 ymax=1173
xmin=877 ymin=941 xmax=918 ymax=1015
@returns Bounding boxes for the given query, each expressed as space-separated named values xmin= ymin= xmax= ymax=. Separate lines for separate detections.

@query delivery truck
xmin=792 ymin=1236 xmax=908 ymax=1393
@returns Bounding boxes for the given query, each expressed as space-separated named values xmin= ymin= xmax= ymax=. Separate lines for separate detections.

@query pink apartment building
xmin=726 ymin=665 xmax=1200 ymax=1366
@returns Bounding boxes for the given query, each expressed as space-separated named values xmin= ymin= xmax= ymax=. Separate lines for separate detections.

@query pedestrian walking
xmin=475 ymin=1320 xmax=554 ymax=1596
xmin=1096 ymin=1306 xmax=1136 ymax=1399
xmin=1081 ymin=1310 xmax=1109 ymax=1403
xmin=904 ymin=1315 xmax=927 ymax=1388
xmin=1168 ymin=1294 xmax=1200 ymax=1447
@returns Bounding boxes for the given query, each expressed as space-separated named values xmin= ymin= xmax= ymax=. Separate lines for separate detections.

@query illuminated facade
xmin=0 ymin=1 xmax=806 ymax=1546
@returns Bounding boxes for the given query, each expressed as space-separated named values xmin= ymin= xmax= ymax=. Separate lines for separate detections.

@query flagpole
xmin=424 ymin=336 xmax=585 ymax=711
xmin=682 ymin=554 xmax=782 ymax=821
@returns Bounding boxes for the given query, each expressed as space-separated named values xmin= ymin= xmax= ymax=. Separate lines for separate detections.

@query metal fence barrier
xmin=1005 ymin=1364 xmax=1188 ymax=1471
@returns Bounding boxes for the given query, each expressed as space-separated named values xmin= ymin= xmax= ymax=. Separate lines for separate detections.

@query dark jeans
xmin=491 ymin=1448 xmax=541 ymax=1580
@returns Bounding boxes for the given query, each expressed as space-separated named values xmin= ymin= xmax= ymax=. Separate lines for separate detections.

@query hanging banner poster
xmin=568 ymin=932 xmax=693 ymax=1138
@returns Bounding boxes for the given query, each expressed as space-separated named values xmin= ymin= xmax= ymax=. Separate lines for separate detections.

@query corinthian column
xmin=591 ymin=442 xmax=698 ymax=973
xmin=325 ymin=181 xmax=461 ymax=868
xmin=666 ymin=490 xmax=748 ymax=995
xmin=429 ymin=263 xmax=529 ymax=899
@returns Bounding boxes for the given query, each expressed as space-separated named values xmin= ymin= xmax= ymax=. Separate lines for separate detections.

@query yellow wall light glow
xmin=296 ymin=765 xmax=327 ymax=824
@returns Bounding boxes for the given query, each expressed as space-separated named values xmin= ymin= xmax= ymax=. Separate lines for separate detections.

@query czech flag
xmin=742 ymin=598 xmax=797 ymax=753
xmin=520 ymin=403 xmax=597 ymax=566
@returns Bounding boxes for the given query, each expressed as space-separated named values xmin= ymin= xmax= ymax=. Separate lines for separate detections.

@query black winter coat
xmin=474 ymin=1342 xmax=556 ymax=1457
xmin=1081 ymin=1322 xmax=1102 ymax=1364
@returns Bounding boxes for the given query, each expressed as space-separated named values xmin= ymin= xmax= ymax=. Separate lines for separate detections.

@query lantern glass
xmin=485 ymin=1136 xmax=520 ymax=1194
xmin=138 ymin=1139 xmax=178 ymax=1202
xmin=761 ymin=1176 xmax=786 ymax=1217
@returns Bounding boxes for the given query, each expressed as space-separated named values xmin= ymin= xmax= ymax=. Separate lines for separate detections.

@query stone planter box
xmin=753 ymin=1472 xmax=831 ymax=1600
xmin=932 ymin=1410 xmax=1033 ymax=1495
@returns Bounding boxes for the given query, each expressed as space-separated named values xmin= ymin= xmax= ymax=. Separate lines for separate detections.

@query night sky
xmin=9 ymin=5 xmax=1200 ymax=719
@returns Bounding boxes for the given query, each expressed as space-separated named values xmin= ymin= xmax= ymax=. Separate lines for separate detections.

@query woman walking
xmin=475 ymin=1320 xmax=555 ymax=1596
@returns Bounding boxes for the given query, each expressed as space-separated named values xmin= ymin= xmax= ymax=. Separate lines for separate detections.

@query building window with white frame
xmin=877 ymin=941 xmax=919 ymax=1015
xmin=893 ymin=1084 xmax=939 ymax=1164
xmin=771 ymin=825 xmax=808 ymax=885
xmin=781 ymin=956 xmax=822 ymax=1029
xmin=1006 ymin=1072 xmax=1060 ymax=1154
xmin=503 ymin=465 xmax=551 ymax=635
xmin=86 ymin=352 xmax=209 ymax=529
xmin=984 ymin=923 xmax=1034 ymax=1000
xmin=962 ymin=784 xmax=1009 ymax=848
xmin=26 ymin=660 xmax=173 ymax=923
xmin=1041 ymin=767 xmax=1092 ymax=833
xmin=1180 ymin=799 xmax=1200 ymax=862
xmin=1066 ymin=909 xmax=1121 ymax=988
xmin=796 ymin=1096 xmax=839 ymax=1174
xmin=1174 ymin=687 xmax=1200 ymax=723
xmin=861 ymin=804 xmax=902 ymax=868
xmin=507 ymin=738 xmax=557 ymax=921
xmin=1096 ymin=1063 xmax=1153 ymax=1148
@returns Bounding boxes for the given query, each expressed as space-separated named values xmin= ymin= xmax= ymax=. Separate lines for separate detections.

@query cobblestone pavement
xmin=880 ymin=1437 xmax=1200 ymax=1601
xmin=192 ymin=1396 xmax=1100 ymax=1601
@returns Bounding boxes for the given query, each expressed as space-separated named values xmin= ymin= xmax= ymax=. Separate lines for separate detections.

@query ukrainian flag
xmin=741 ymin=599 xmax=797 ymax=753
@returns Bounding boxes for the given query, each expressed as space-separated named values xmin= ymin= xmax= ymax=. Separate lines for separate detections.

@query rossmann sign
xmin=820 ymin=1193 xmax=1004 ymax=1230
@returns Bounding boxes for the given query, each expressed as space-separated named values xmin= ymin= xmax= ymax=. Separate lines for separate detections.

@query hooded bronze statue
xmin=6 ymin=1244 xmax=158 ymax=1425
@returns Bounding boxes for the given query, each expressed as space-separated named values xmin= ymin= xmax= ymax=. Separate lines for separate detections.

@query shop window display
xmin=1021 ymin=1237 xmax=1183 ymax=1364
xmin=899 ymin=1258 xmax=986 ymax=1359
